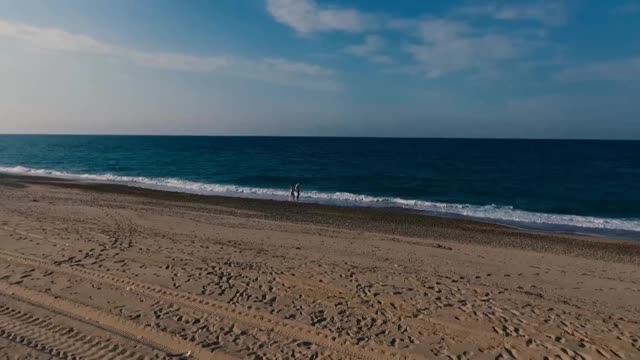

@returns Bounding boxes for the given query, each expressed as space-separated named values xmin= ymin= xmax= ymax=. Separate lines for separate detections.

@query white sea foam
xmin=2 ymin=165 xmax=639 ymax=234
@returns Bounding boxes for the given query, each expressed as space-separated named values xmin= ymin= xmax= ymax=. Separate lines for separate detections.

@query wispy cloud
xmin=233 ymin=58 xmax=340 ymax=91
xmin=612 ymin=3 xmax=640 ymax=15
xmin=406 ymin=19 xmax=532 ymax=78
xmin=266 ymin=0 xmax=375 ymax=34
xmin=0 ymin=19 xmax=338 ymax=90
xmin=369 ymin=55 xmax=393 ymax=64
xmin=263 ymin=1 xmax=565 ymax=77
xmin=555 ymin=57 xmax=640 ymax=83
xmin=346 ymin=35 xmax=383 ymax=56
xmin=0 ymin=20 xmax=231 ymax=72
xmin=456 ymin=1 xmax=571 ymax=26
xmin=345 ymin=35 xmax=392 ymax=64
xmin=262 ymin=58 xmax=335 ymax=76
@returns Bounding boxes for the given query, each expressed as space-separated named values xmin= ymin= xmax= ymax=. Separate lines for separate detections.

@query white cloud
xmin=0 ymin=19 xmax=338 ymax=90
xmin=555 ymin=57 xmax=640 ymax=83
xmin=344 ymin=35 xmax=392 ymax=64
xmin=264 ymin=1 xmax=558 ymax=75
xmin=406 ymin=19 xmax=528 ymax=78
xmin=266 ymin=0 xmax=374 ymax=34
xmin=457 ymin=1 xmax=570 ymax=26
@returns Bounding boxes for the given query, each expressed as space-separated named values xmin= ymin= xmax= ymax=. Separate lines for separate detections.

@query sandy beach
xmin=0 ymin=173 xmax=638 ymax=360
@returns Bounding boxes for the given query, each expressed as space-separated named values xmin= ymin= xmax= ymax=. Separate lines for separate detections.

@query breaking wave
xmin=2 ymin=165 xmax=639 ymax=234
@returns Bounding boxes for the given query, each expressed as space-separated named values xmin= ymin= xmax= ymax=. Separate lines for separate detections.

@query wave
xmin=1 ymin=165 xmax=639 ymax=234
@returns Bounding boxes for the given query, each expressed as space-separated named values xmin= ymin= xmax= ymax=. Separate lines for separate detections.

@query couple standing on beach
xmin=289 ymin=183 xmax=302 ymax=201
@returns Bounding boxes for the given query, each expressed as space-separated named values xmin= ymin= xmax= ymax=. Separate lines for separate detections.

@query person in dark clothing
xmin=294 ymin=183 xmax=302 ymax=201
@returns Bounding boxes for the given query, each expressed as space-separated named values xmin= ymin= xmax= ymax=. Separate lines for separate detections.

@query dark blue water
xmin=1 ymin=135 xmax=639 ymax=237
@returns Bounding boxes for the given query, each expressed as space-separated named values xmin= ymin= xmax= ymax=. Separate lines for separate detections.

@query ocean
xmin=1 ymin=135 xmax=638 ymax=238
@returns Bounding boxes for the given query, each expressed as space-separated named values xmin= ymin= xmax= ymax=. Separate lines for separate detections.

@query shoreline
xmin=2 ymin=172 xmax=639 ymax=264
xmin=1 ymin=167 xmax=639 ymax=240
xmin=2 ymin=163 xmax=639 ymax=238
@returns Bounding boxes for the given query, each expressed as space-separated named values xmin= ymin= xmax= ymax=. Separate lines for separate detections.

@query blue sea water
xmin=1 ymin=135 xmax=639 ymax=238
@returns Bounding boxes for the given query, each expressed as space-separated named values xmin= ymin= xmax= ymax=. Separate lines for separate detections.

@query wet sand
xmin=0 ymin=173 xmax=638 ymax=359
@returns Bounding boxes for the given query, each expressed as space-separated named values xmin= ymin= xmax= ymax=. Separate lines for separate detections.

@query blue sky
xmin=0 ymin=0 xmax=639 ymax=138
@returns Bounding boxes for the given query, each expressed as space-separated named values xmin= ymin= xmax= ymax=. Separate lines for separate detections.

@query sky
xmin=0 ymin=0 xmax=639 ymax=139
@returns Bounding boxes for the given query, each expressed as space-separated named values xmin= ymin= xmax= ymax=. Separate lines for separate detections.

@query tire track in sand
xmin=0 ymin=250 xmax=418 ymax=360
xmin=0 ymin=225 xmax=70 ymax=248
xmin=0 ymin=281 xmax=236 ymax=360
xmin=0 ymin=302 xmax=151 ymax=359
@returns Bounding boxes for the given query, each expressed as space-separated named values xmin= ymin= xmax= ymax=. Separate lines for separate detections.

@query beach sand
xmin=0 ymin=173 xmax=638 ymax=359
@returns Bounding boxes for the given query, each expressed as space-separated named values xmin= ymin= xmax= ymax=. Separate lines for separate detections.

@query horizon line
xmin=1 ymin=133 xmax=639 ymax=141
